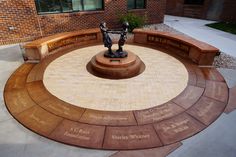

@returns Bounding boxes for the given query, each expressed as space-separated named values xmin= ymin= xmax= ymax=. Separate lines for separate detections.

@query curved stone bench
xmin=133 ymin=29 xmax=219 ymax=65
xmin=24 ymin=28 xmax=102 ymax=61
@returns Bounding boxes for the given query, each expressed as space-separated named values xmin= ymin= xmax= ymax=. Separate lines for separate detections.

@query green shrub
xmin=119 ymin=13 xmax=146 ymax=32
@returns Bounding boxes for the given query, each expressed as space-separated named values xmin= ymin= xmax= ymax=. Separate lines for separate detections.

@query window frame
xmin=35 ymin=0 xmax=104 ymax=15
xmin=184 ymin=0 xmax=205 ymax=5
xmin=127 ymin=0 xmax=146 ymax=10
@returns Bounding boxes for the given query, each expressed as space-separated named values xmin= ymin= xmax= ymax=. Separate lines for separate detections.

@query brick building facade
xmin=166 ymin=0 xmax=236 ymax=22
xmin=0 ymin=0 xmax=166 ymax=45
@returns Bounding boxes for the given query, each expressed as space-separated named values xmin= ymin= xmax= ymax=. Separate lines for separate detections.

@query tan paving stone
xmin=43 ymin=45 xmax=188 ymax=111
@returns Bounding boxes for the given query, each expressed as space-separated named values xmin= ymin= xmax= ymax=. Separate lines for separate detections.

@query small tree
xmin=119 ymin=13 xmax=146 ymax=32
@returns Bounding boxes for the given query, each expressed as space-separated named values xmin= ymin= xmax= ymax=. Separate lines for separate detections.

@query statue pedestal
xmin=88 ymin=50 xmax=145 ymax=79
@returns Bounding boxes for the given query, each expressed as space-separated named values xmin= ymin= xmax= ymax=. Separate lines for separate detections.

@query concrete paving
xmin=0 ymin=43 xmax=236 ymax=157
xmin=164 ymin=15 xmax=236 ymax=57
xmin=218 ymin=68 xmax=236 ymax=88
xmin=167 ymin=112 xmax=236 ymax=157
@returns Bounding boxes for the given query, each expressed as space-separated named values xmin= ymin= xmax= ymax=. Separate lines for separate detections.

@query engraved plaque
xmin=195 ymin=68 xmax=206 ymax=88
xmin=187 ymin=96 xmax=226 ymax=125
xmin=167 ymin=40 xmax=180 ymax=48
xmin=202 ymin=68 xmax=225 ymax=82
xmin=173 ymin=85 xmax=204 ymax=109
xmin=50 ymin=120 xmax=105 ymax=148
xmin=16 ymin=106 xmax=63 ymax=136
xmin=147 ymin=35 xmax=163 ymax=44
xmin=103 ymin=125 xmax=162 ymax=149
xmin=47 ymin=33 xmax=97 ymax=52
xmin=39 ymin=96 xmax=85 ymax=121
xmin=204 ymin=80 xmax=228 ymax=103
xmin=14 ymin=63 xmax=35 ymax=75
xmin=5 ymin=88 xmax=36 ymax=114
xmin=27 ymin=81 xmax=52 ymax=103
xmin=188 ymin=72 xmax=197 ymax=85
xmin=135 ymin=102 xmax=184 ymax=125
xmin=4 ymin=64 xmax=35 ymax=91
xmin=4 ymin=74 xmax=27 ymax=91
xmin=154 ymin=113 xmax=205 ymax=144
xmin=80 ymin=109 xmax=136 ymax=126
xmin=180 ymin=44 xmax=190 ymax=52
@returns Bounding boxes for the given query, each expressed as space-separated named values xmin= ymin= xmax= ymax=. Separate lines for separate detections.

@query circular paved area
xmin=44 ymin=45 xmax=188 ymax=111
xmin=4 ymin=43 xmax=229 ymax=150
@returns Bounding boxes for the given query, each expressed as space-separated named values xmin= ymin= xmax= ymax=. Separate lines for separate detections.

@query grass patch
xmin=206 ymin=22 xmax=236 ymax=35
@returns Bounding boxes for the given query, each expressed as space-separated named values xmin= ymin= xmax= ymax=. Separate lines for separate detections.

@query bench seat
xmin=133 ymin=29 xmax=219 ymax=65
xmin=24 ymin=28 xmax=102 ymax=61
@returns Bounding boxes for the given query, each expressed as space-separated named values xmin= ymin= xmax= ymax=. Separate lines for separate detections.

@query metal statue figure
xmin=117 ymin=21 xmax=129 ymax=53
xmin=99 ymin=22 xmax=113 ymax=55
xmin=99 ymin=21 xmax=129 ymax=58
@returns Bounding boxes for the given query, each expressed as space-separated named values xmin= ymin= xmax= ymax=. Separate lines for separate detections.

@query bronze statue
xmin=117 ymin=21 xmax=129 ymax=53
xmin=99 ymin=22 xmax=129 ymax=58
xmin=99 ymin=22 xmax=113 ymax=55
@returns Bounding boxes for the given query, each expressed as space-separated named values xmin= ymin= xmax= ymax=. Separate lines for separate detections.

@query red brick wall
xmin=220 ymin=0 xmax=236 ymax=22
xmin=166 ymin=0 xmax=211 ymax=19
xmin=0 ymin=0 xmax=165 ymax=45
xmin=0 ymin=0 xmax=41 ymax=45
xmin=166 ymin=0 xmax=184 ymax=16
xmin=166 ymin=0 xmax=236 ymax=22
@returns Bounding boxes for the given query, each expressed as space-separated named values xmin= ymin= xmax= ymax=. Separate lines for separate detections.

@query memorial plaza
xmin=0 ymin=0 xmax=236 ymax=157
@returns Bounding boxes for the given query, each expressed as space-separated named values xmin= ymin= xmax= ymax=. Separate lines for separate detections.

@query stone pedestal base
xmin=88 ymin=50 xmax=145 ymax=79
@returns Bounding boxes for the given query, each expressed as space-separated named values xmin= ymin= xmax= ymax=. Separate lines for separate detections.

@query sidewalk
xmin=164 ymin=15 xmax=236 ymax=58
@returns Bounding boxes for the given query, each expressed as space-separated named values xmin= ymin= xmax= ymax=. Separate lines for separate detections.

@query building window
xmin=184 ymin=0 xmax=204 ymax=5
xmin=128 ymin=0 xmax=145 ymax=10
xmin=35 ymin=0 xmax=103 ymax=14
